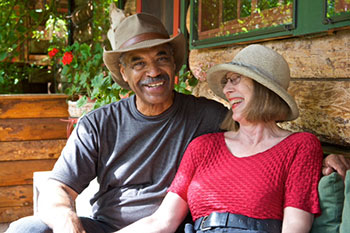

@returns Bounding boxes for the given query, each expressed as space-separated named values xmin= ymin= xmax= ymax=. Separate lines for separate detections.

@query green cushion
xmin=339 ymin=170 xmax=350 ymax=233
xmin=310 ymin=172 xmax=344 ymax=233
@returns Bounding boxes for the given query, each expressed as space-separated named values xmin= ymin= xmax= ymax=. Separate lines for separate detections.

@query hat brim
xmin=103 ymin=33 xmax=186 ymax=90
xmin=207 ymin=63 xmax=299 ymax=121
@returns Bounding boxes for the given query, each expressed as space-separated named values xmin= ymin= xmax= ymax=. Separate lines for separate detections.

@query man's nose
xmin=146 ymin=62 xmax=161 ymax=77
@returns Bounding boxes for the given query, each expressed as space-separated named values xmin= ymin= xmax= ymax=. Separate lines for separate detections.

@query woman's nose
xmin=223 ymin=81 xmax=235 ymax=95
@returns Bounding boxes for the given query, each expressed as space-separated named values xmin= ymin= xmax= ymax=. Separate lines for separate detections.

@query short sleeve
xmin=284 ymin=133 xmax=323 ymax=215
xmin=50 ymin=116 xmax=98 ymax=194
xmin=168 ymin=137 xmax=201 ymax=201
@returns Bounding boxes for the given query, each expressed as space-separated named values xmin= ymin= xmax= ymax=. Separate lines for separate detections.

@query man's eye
xmin=158 ymin=56 xmax=170 ymax=63
xmin=132 ymin=62 xmax=145 ymax=70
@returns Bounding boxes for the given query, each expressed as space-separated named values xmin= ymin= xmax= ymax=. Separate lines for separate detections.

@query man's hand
xmin=322 ymin=154 xmax=350 ymax=179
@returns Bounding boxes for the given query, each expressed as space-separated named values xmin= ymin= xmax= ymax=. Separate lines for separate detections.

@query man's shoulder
xmin=79 ymin=97 xmax=132 ymax=124
xmin=177 ymin=92 xmax=226 ymax=109
xmin=87 ymin=97 xmax=131 ymax=115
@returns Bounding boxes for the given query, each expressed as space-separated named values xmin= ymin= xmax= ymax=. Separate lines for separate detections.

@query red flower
xmin=62 ymin=51 xmax=73 ymax=65
xmin=48 ymin=48 xmax=59 ymax=58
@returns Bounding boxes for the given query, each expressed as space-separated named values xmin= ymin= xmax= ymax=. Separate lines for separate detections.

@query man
xmin=7 ymin=13 xmax=350 ymax=233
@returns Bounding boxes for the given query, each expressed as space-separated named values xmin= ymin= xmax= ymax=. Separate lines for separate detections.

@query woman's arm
xmin=116 ymin=192 xmax=189 ymax=233
xmin=282 ymin=207 xmax=314 ymax=233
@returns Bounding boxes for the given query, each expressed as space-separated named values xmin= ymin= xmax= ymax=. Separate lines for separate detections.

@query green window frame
xmin=189 ymin=0 xmax=350 ymax=49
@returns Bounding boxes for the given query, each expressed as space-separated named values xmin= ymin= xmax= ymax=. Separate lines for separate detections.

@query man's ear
xmin=119 ymin=64 xmax=128 ymax=82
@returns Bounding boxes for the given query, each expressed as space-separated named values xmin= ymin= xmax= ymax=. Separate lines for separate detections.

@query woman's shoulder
xmin=285 ymin=132 xmax=322 ymax=154
xmin=289 ymin=132 xmax=320 ymax=143
xmin=185 ymin=133 xmax=225 ymax=164
xmin=186 ymin=133 xmax=225 ymax=155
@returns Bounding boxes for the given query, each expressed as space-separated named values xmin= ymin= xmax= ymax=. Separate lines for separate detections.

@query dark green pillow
xmin=310 ymin=172 xmax=344 ymax=233
xmin=339 ymin=170 xmax=350 ymax=233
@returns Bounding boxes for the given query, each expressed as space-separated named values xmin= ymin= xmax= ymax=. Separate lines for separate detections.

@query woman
xmin=117 ymin=44 xmax=323 ymax=233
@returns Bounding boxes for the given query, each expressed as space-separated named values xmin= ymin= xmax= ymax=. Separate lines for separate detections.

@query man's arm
xmin=322 ymin=154 xmax=350 ymax=179
xmin=38 ymin=179 xmax=86 ymax=233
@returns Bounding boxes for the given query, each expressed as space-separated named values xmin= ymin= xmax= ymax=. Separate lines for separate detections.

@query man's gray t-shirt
xmin=50 ymin=92 xmax=227 ymax=229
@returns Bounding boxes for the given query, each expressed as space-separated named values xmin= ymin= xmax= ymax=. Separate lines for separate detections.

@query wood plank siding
xmin=0 ymin=94 xmax=68 ymax=223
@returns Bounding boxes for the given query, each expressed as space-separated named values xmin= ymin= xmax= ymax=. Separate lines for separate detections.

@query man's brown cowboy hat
xmin=103 ymin=13 xmax=186 ymax=90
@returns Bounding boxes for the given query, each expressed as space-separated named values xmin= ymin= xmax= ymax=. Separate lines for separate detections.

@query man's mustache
xmin=140 ymin=74 xmax=169 ymax=86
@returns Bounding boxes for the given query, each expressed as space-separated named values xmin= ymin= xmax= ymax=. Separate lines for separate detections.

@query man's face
xmin=120 ymin=44 xmax=176 ymax=114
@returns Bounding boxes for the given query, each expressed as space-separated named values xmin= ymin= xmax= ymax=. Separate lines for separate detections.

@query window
xmin=325 ymin=0 xmax=350 ymax=23
xmin=189 ymin=0 xmax=350 ymax=49
xmin=138 ymin=0 xmax=175 ymax=35
xmin=197 ymin=0 xmax=293 ymax=40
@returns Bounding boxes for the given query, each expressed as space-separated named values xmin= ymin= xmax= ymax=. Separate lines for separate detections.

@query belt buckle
xmin=200 ymin=215 xmax=212 ymax=231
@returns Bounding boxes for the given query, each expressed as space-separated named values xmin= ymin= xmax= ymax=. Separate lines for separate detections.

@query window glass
xmin=141 ymin=0 xmax=174 ymax=35
xmin=326 ymin=0 xmax=350 ymax=17
xmin=195 ymin=0 xmax=293 ymax=41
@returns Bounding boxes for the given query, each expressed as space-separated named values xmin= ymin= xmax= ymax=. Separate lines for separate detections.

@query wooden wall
xmin=0 ymin=94 xmax=68 ymax=223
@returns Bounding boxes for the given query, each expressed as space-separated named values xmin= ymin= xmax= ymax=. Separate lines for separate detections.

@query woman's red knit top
xmin=168 ymin=132 xmax=323 ymax=221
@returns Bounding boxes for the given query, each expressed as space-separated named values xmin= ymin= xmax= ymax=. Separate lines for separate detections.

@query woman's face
xmin=222 ymin=72 xmax=254 ymax=122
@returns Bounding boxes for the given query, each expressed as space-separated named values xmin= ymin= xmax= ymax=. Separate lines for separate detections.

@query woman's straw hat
xmin=207 ymin=44 xmax=299 ymax=121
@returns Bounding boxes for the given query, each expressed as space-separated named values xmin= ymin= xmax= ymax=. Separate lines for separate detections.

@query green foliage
xmin=174 ymin=65 xmax=199 ymax=95
xmin=89 ymin=73 xmax=132 ymax=109
xmin=240 ymin=0 xmax=252 ymax=18
xmin=1 ymin=0 xmax=198 ymax=113
xmin=0 ymin=0 xmax=67 ymax=93
xmin=57 ymin=42 xmax=103 ymax=98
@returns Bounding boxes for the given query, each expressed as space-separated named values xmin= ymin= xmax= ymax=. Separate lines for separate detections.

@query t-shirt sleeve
xmin=49 ymin=116 xmax=98 ymax=194
xmin=284 ymin=133 xmax=323 ymax=215
xmin=168 ymin=137 xmax=201 ymax=202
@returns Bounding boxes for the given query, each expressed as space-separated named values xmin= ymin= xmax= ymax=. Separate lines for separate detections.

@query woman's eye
xmin=221 ymin=78 xmax=228 ymax=86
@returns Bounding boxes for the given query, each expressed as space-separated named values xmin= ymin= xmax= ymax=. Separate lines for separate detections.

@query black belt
xmin=194 ymin=212 xmax=282 ymax=233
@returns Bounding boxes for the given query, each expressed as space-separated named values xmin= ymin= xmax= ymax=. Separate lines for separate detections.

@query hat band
xmin=228 ymin=61 xmax=282 ymax=89
xmin=119 ymin=32 xmax=170 ymax=49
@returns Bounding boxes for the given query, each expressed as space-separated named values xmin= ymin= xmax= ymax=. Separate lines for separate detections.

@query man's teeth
xmin=146 ymin=81 xmax=164 ymax=87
